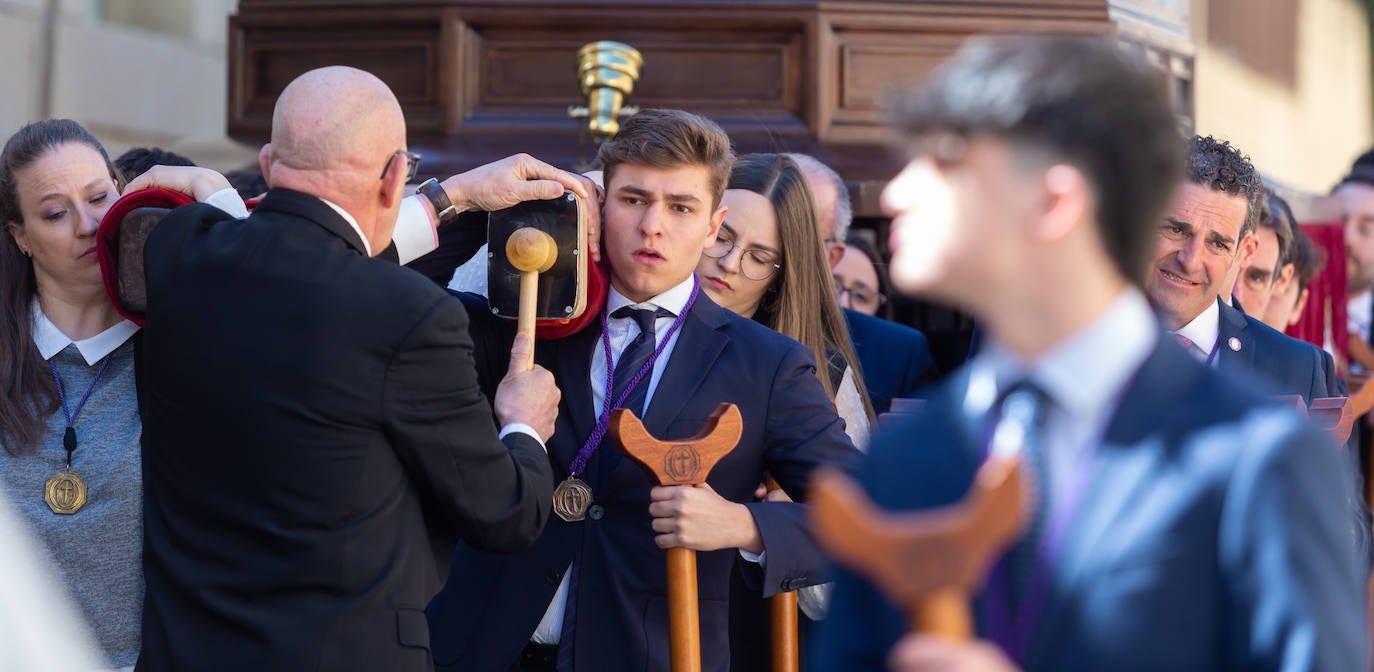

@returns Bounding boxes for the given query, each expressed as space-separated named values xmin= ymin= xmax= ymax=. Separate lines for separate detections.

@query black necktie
xmin=609 ymin=306 xmax=672 ymax=417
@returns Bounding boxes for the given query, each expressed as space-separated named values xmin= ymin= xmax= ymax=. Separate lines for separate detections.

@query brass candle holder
xmin=568 ymin=41 xmax=643 ymax=140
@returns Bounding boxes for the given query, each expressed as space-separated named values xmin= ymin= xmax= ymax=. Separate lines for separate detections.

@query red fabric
xmin=96 ymin=188 xmax=195 ymax=327
xmin=1288 ymin=221 xmax=1347 ymax=369
xmin=535 ymin=256 xmax=609 ymax=339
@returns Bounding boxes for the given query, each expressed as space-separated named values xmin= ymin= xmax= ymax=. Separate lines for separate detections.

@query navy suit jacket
xmin=428 ymin=290 xmax=862 ymax=671
xmin=1217 ymin=299 xmax=1335 ymax=403
xmin=842 ymin=308 xmax=939 ymax=412
xmin=814 ymin=338 xmax=1367 ymax=671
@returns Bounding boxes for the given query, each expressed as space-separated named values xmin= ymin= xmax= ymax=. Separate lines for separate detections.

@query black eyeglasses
xmin=704 ymin=234 xmax=782 ymax=281
xmin=834 ymin=276 xmax=885 ymax=311
xmin=381 ymin=150 xmax=422 ymax=181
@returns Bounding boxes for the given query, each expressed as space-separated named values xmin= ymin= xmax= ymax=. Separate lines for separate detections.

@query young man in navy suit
xmin=1147 ymin=135 xmax=1336 ymax=402
xmin=815 ymin=36 xmax=1366 ymax=671
xmin=426 ymin=109 xmax=862 ymax=671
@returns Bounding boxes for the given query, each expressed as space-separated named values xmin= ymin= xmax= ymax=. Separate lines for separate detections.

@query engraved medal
xmin=44 ymin=470 xmax=88 ymax=514
xmin=552 ymin=477 xmax=593 ymax=522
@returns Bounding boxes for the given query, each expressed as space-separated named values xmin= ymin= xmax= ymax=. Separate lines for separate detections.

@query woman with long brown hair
xmin=696 ymin=153 xmax=872 ymax=670
xmin=0 ymin=118 xmax=142 ymax=671
xmin=696 ymin=152 xmax=873 ymax=443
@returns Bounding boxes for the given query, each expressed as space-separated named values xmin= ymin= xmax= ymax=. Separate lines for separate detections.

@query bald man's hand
xmin=124 ymin=166 xmax=234 ymax=202
xmin=440 ymin=154 xmax=603 ymax=263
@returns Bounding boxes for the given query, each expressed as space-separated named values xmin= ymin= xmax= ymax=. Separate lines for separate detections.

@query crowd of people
xmin=0 ymin=33 xmax=1370 ymax=672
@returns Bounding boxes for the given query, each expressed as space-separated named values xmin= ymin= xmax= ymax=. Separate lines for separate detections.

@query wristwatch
xmin=416 ymin=178 xmax=458 ymax=225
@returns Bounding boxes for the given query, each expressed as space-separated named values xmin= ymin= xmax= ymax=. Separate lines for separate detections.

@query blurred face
xmin=880 ymin=138 xmax=1029 ymax=308
xmin=603 ymin=163 xmax=725 ymax=302
xmin=696 ymin=189 xmax=781 ymax=318
xmin=1232 ymin=225 xmax=1280 ymax=314
xmin=833 ymin=245 xmax=882 ymax=315
xmin=1145 ymin=183 xmax=1253 ymax=329
xmin=1262 ymin=262 xmax=1302 ymax=330
xmin=1338 ymin=183 xmax=1374 ymax=293
xmin=8 ymin=142 xmax=118 ymax=296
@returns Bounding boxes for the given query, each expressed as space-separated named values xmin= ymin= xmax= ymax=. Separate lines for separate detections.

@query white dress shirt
xmin=962 ymin=288 xmax=1158 ymax=503
xmin=1172 ymin=298 xmax=1221 ymax=366
xmin=32 ymin=300 xmax=139 ymax=363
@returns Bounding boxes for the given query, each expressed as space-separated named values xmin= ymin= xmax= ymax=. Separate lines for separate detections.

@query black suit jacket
xmin=135 ymin=189 xmax=552 ymax=672
xmin=842 ymin=308 xmax=939 ymax=412
xmin=427 ymin=290 xmax=862 ymax=671
xmin=1216 ymin=299 xmax=1334 ymax=403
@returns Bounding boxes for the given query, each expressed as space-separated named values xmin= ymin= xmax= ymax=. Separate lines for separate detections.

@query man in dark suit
xmin=132 ymin=66 xmax=583 ymax=672
xmin=1147 ymin=135 xmax=1334 ymax=404
xmin=815 ymin=36 xmax=1365 ymax=671
xmin=425 ymin=109 xmax=862 ymax=671
xmin=788 ymin=153 xmax=941 ymax=412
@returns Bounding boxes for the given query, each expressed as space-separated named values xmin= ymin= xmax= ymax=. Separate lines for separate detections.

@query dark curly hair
xmin=1184 ymin=135 xmax=1264 ymax=239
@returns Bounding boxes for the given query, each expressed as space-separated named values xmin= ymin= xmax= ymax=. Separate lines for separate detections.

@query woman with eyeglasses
xmin=834 ymin=235 xmax=892 ymax=319
xmin=696 ymin=153 xmax=874 ymax=441
xmin=697 ymin=153 xmax=873 ymax=671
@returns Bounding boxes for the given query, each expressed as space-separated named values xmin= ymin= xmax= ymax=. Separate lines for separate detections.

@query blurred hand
xmin=493 ymin=333 xmax=560 ymax=441
xmin=888 ymin=634 xmax=1019 ymax=672
xmin=440 ymin=154 xmax=603 ymax=263
xmin=648 ymin=483 xmax=763 ymax=553
xmin=124 ymin=166 xmax=232 ymax=202
xmin=752 ymin=481 xmax=794 ymax=502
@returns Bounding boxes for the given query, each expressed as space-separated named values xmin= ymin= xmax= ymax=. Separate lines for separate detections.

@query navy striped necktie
xmin=609 ymin=305 xmax=673 ymax=417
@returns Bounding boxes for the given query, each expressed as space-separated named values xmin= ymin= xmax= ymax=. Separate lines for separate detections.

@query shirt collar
xmin=1173 ymin=298 xmax=1220 ymax=354
xmin=605 ymin=276 xmax=697 ymax=318
xmin=32 ymin=300 xmax=139 ymax=365
xmin=965 ymin=287 xmax=1158 ymax=424
xmin=319 ymin=198 xmax=373 ymax=257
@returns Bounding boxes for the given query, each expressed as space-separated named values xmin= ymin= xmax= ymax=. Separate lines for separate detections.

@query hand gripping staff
xmin=610 ymin=403 xmax=743 ymax=672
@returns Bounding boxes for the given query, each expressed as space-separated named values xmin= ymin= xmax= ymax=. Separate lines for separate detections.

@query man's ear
xmin=258 ymin=144 xmax=272 ymax=183
xmin=379 ymin=153 xmax=406 ymax=209
xmin=1033 ymin=164 xmax=1089 ymax=243
xmin=704 ymin=204 xmax=727 ymax=249
xmin=1237 ymin=231 xmax=1259 ymax=268
xmin=827 ymin=241 xmax=845 ymax=270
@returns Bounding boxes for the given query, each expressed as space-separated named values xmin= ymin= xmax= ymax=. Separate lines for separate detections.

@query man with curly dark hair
xmin=1146 ymin=134 xmax=1335 ymax=404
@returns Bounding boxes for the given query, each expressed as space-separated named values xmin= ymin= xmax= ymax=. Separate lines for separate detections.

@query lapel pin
xmin=1228 ymin=337 xmax=1241 ymax=352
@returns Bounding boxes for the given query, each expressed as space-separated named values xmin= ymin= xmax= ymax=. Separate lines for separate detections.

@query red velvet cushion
xmin=96 ymin=188 xmax=195 ymax=326
xmin=536 ymin=256 xmax=609 ymax=339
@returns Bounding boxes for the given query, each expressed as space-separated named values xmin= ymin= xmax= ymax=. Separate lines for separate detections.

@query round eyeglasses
xmin=704 ymin=235 xmax=782 ymax=281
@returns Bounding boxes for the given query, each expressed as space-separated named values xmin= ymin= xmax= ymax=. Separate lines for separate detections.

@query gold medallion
xmin=552 ymin=477 xmax=593 ymax=522
xmin=44 ymin=470 xmax=87 ymax=514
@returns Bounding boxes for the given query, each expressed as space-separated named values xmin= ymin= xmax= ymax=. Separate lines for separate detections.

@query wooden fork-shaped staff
xmin=808 ymin=457 xmax=1028 ymax=639
xmin=611 ymin=403 xmax=743 ymax=672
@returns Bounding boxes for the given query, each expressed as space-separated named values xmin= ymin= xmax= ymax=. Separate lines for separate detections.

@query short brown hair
xmin=597 ymin=109 xmax=735 ymax=208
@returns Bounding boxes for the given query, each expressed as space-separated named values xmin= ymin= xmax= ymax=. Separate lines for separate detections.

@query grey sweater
xmin=0 ymin=339 xmax=143 ymax=667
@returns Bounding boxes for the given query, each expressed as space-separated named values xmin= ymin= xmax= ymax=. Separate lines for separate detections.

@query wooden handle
xmin=515 ymin=270 xmax=538 ymax=371
xmin=667 ymin=547 xmax=701 ymax=672
xmin=506 ymin=227 xmax=557 ymax=373
xmin=763 ymin=474 xmax=799 ymax=672
xmin=911 ymin=588 xmax=973 ymax=641
xmin=770 ymin=590 xmax=799 ymax=672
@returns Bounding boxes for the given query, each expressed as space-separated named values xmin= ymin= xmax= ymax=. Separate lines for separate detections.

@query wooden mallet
xmin=505 ymin=227 xmax=557 ymax=371
xmin=808 ymin=457 xmax=1029 ymax=639
xmin=610 ymin=403 xmax=743 ymax=672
